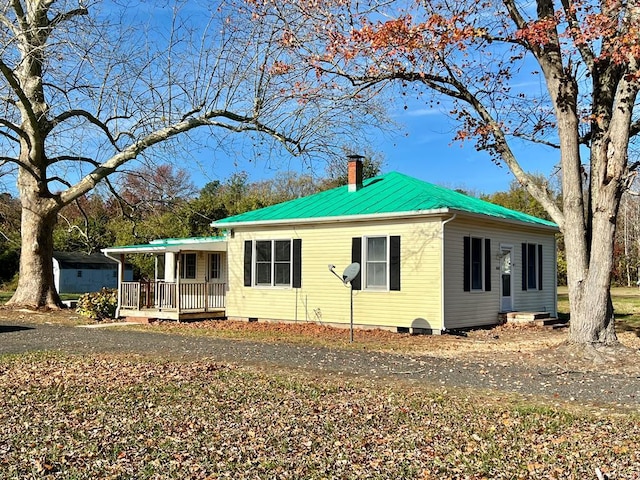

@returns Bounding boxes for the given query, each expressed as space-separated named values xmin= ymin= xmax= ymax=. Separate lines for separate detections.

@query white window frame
xmin=253 ymin=239 xmax=292 ymax=288
xmin=363 ymin=235 xmax=389 ymax=290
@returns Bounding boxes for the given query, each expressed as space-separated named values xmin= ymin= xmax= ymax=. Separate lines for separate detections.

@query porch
xmin=101 ymin=235 xmax=229 ymax=322
xmin=119 ymin=280 xmax=226 ymax=321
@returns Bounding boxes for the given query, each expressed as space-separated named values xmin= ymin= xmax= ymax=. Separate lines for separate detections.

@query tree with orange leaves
xmin=252 ymin=0 xmax=640 ymax=351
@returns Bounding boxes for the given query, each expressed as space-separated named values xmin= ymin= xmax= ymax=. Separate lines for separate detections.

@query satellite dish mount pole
xmin=328 ymin=263 xmax=360 ymax=344
xmin=349 ymin=281 xmax=354 ymax=343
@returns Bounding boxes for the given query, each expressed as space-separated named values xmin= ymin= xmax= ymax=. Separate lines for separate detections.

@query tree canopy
xmin=251 ymin=0 xmax=640 ymax=348
xmin=0 ymin=0 xmax=384 ymax=307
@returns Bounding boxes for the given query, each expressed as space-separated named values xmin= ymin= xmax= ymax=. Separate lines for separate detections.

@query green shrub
xmin=0 ymin=248 xmax=19 ymax=284
xmin=76 ymin=288 xmax=118 ymax=321
xmin=1 ymin=272 xmax=19 ymax=292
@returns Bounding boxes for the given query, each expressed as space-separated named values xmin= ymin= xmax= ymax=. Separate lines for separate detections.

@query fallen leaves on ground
xmin=144 ymin=319 xmax=640 ymax=375
xmin=1 ymin=352 xmax=638 ymax=479
xmin=3 ymin=303 xmax=640 ymax=375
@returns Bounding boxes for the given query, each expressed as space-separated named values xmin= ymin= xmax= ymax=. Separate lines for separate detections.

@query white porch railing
xmin=121 ymin=282 xmax=140 ymax=310
xmin=120 ymin=281 xmax=226 ymax=312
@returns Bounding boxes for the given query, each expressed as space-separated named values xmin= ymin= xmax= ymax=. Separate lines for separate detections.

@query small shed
xmin=53 ymin=251 xmax=133 ymax=294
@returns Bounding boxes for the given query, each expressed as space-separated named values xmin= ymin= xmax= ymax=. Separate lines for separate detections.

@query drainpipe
xmin=440 ymin=213 xmax=457 ymax=333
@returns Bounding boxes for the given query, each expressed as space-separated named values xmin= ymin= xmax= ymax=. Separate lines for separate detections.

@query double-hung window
xmin=181 ymin=253 xmax=197 ymax=279
xmin=244 ymin=239 xmax=302 ymax=288
xmin=253 ymin=240 xmax=292 ymax=287
xmin=351 ymin=235 xmax=401 ymax=291
xmin=463 ymin=236 xmax=492 ymax=292
xmin=209 ymin=253 xmax=221 ymax=280
xmin=365 ymin=236 xmax=388 ymax=289
xmin=470 ymin=237 xmax=483 ymax=290
xmin=521 ymin=243 xmax=543 ymax=290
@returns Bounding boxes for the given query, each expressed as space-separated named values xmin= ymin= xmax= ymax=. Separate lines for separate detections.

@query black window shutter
xmin=351 ymin=237 xmax=362 ymax=290
xmin=243 ymin=240 xmax=252 ymax=287
xmin=484 ymin=238 xmax=491 ymax=292
xmin=390 ymin=236 xmax=401 ymax=291
xmin=538 ymin=244 xmax=543 ymax=290
xmin=463 ymin=236 xmax=471 ymax=292
xmin=292 ymin=239 xmax=302 ymax=288
xmin=521 ymin=243 xmax=527 ymax=291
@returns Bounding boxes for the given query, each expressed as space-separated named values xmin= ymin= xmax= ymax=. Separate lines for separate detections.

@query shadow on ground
xmin=0 ymin=325 xmax=35 ymax=334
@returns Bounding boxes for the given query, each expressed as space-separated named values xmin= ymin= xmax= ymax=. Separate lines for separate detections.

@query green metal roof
xmin=212 ymin=171 xmax=557 ymax=229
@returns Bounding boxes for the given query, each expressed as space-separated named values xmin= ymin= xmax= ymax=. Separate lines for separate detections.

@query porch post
xmin=176 ymin=252 xmax=181 ymax=318
xmin=205 ymin=266 xmax=209 ymax=312
xmin=165 ymin=252 xmax=176 ymax=281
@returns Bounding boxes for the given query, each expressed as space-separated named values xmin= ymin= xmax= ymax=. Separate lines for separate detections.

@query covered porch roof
xmin=102 ymin=236 xmax=228 ymax=256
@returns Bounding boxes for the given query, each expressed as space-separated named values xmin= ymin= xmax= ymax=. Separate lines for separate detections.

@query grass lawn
xmin=1 ymin=290 xmax=640 ymax=478
xmin=557 ymin=286 xmax=640 ymax=334
xmin=0 ymin=291 xmax=80 ymax=304
xmin=0 ymin=352 xmax=638 ymax=479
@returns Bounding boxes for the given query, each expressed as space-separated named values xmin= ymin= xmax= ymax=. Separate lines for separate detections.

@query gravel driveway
xmin=1 ymin=319 xmax=639 ymax=410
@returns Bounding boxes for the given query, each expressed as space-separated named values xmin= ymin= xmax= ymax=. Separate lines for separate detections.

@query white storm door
xmin=500 ymin=246 xmax=513 ymax=311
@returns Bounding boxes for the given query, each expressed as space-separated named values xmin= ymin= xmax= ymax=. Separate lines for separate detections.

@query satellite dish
xmin=342 ymin=262 xmax=360 ymax=284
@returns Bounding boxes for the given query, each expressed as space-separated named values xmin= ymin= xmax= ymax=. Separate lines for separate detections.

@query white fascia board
xmin=148 ymin=237 xmax=228 ymax=252
xmin=175 ymin=243 xmax=227 ymax=252
xmin=101 ymin=246 xmax=171 ymax=255
xmin=102 ymin=243 xmax=227 ymax=255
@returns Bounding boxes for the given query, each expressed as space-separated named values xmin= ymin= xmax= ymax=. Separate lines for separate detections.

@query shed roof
xmin=53 ymin=251 xmax=119 ymax=267
xmin=212 ymin=171 xmax=557 ymax=229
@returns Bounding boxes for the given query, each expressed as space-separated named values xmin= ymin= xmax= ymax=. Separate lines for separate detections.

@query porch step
xmin=503 ymin=311 xmax=568 ymax=328
xmin=124 ymin=316 xmax=155 ymax=324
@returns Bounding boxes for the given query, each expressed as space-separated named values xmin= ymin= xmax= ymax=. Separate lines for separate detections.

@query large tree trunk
xmin=567 ymin=276 xmax=617 ymax=345
xmin=565 ymin=143 xmax=621 ymax=347
xmin=565 ymin=211 xmax=618 ymax=345
xmin=6 ymin=177 xmax=62 ymax=309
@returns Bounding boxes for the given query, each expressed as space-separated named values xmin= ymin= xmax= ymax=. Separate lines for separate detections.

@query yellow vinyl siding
xmin=225 ymin=218 xmax=444 ymax=331
xmin=443 ymin=218 xmax=557 ymax=329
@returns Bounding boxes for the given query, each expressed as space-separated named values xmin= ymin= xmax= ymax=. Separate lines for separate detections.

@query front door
xmin=500 ymin=247 xmax=513 ymax=311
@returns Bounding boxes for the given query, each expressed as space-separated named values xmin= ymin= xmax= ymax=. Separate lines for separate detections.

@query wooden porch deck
xmin=118 ymin=281 xmax=226 ymax=321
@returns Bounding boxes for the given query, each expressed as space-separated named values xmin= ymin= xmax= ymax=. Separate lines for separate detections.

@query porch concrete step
xmin=124 ymin=316 xmax=155 ymax=324
xmin=505 ymin=311 xmax=569 ymax=327
xmin=507 ymin=311 xmax=551 ymax=323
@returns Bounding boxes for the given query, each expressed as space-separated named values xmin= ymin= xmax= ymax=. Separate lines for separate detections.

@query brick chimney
xmin=347 ymin=155 xmax=364 ymax=192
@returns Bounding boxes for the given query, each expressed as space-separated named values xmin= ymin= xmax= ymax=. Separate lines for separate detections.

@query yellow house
xmin=209 ymin=159 xmax=559 ymax=334
xmin=103 ymin=159 xmax=558 ymax=331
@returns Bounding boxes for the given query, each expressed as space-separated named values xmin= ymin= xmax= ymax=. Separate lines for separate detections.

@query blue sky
xmin=194 ymin=102 xmax=561 ymax=196
xmin=80 ymin=1 xmax=556 ymax=197
xmin=0 ymin=1 xmax=561 ymax=198
xmin=163 ymin=2 xmax=561 ymax=196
